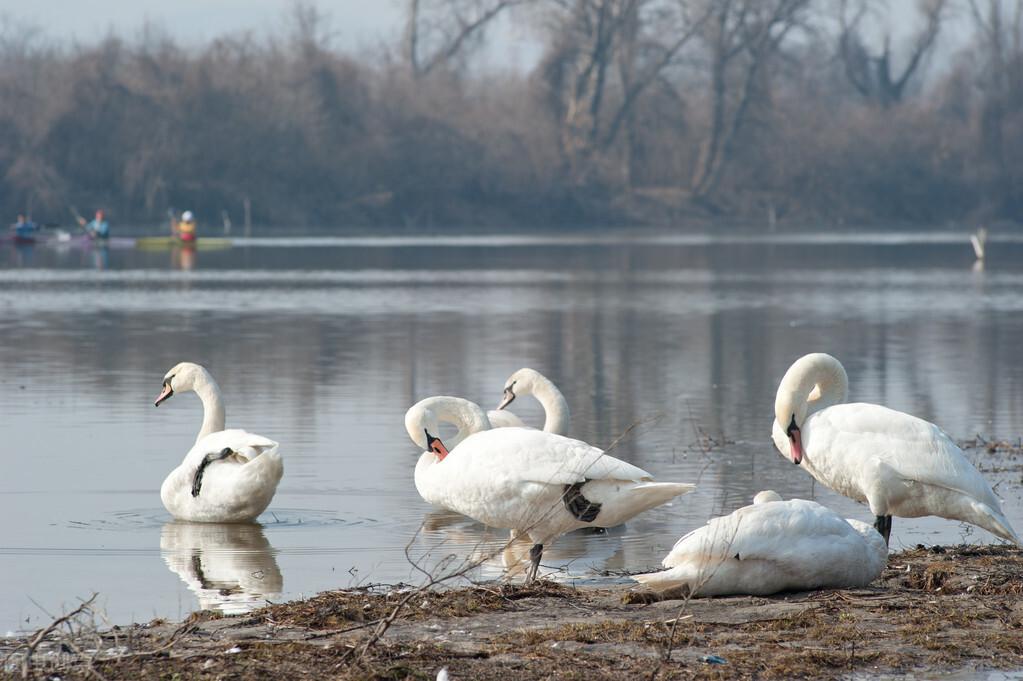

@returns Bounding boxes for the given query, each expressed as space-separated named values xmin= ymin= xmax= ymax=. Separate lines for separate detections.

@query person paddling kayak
xmin=10 ymin=214 xmax=38 ymax=242
xmin=77 ymin=209 xmax=110 ymax=241
xmin=171 ymin=210 xmax=198 ymax=243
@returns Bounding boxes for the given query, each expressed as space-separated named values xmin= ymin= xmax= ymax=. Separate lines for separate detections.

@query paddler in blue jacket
xmin=10 ymin=214 xmax=38 ymax=241
xmin=78 ymin=209 xmax=110 ymax=240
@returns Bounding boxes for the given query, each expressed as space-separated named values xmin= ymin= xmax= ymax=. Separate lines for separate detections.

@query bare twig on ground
xmin=8 ymin=593 xmax=99 ymax=679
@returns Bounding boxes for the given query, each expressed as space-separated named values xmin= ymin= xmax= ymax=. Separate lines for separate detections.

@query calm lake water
xmin=3 ymin=231 xmax=1023 ymax=632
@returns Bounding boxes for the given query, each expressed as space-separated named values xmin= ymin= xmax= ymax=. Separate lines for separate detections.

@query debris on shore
xmin=3 ymin=545 xmax=1022 ymax=679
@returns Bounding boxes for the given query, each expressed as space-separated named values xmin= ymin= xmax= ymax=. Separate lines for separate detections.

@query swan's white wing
xmin=454 ymin=428 xmax=653 ymax=485
xmin=662 ymin=499 xmax=856 ymax=568
xmin=488 ymin=409 xmax=527 ymax=429
xmin=184 ymin=429 xmax=278 ymax=466
xmin=808 ymin=403 xmax=1001 ymax=508
xmin=164 ymin=429 xmax=283 ymax=522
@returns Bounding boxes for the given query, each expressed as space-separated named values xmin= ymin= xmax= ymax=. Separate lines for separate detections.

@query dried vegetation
xmin=4 ymin=545 xmax=1022 ymax=680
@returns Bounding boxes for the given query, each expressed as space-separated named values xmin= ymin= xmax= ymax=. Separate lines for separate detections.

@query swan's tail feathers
xmin=582 ymin=480 xmax=695 ymax=528
xmin=631 ymin=565 xmax=692 ymax=592
xmin=972 ymin=501 xmax=1022 ymax=546
xmin=633 ymin=482 xmax=696 ymax=507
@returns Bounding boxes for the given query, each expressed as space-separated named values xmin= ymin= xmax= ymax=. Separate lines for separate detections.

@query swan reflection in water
xmin=161 ymin=521 xmax=282 ymax=615
xmin=419 ymin=509 xmax=626 ymax=580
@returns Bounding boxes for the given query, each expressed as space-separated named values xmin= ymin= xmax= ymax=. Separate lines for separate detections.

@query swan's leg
xmin=874 ymin=515 xmax=892 ymax=545
xmin=526 ymin=544 xmax=544 ymax=584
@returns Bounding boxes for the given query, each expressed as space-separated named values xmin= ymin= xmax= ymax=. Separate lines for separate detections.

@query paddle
xmin=69 ymin=205 xmax=87 ymax=226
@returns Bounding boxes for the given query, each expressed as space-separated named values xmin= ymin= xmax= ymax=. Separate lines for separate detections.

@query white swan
xmin=155 ymin=362 xmax=283 ymax=522
xmin=632 ymin=491 xmax=888 ymax=597
xmin=491 ymin=368 xmax=570 ymax=435
xmin=161 ymin=521 xmax=283 ymax=615
xmin=772 ymin=353 xmax=1021 ymax=546
xmin=405 ymin=396 xmax=695 ymax=582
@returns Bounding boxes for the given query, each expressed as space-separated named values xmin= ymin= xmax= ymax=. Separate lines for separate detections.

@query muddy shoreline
xmin=3 ymin=544 xmax=1022 ymax=679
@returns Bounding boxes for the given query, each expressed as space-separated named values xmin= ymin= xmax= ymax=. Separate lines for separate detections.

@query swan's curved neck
xmin=446 ymin=402 xmax=491 ymax=447
xmin=778 ymin=354 xmax=849 ymax=421
xmin=805 ymin=361 xmax=848 ymax=417
xmin=192 ymin=373 xmax=226 ymax=442
xmin=530 ymin=375 xmax=570 ymax=434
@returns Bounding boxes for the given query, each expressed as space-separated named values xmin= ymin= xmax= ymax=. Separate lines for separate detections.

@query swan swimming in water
xmin=155 ymin=362 xmax=283 ymax=522
xmin=772 ymin=353 xmax=1020 ymax=546
xmin=405 ymin=395 xmax=695 ymax=582
xmin=632 ymin=491 xmax=888 ymax=597
xmin=489 ymin=368 xmax=571 ymax=435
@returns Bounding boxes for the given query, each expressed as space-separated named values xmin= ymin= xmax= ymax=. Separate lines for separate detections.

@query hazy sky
xmin=0 ymin=0 xmax=972 ymax=77
xmin=2 ymin=1 xmax=398 ymax=45
xmin=0 ymin=0 xmax=543 ymax=70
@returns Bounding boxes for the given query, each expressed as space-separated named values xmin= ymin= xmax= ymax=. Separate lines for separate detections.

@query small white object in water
xmin=971 ymin=227 xmax=987 ymax=260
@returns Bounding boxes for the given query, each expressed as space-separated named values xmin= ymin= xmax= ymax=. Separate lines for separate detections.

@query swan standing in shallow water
xmin=405 ymin=396 xmax=695 ymax=582
xmin=632 ymin=491 xmax=888 ymax=597
xmin=490 ymin=368 xmax=570 ymax=435
xmin=155 ymin=362 xmax=283 ymax=522
xmin=772 ymin=353 xmax=1021 ymax=546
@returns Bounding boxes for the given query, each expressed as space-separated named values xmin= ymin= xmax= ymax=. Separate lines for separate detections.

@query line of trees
xmin=0 ymin=0 xmax=1021 ymax=231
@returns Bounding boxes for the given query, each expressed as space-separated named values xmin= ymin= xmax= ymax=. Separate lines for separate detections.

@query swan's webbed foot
xmin=191 ymin=447 xmax=235 ymax=497
xmin=873 ymin=514 xmax=892 ymax=545
xmin=526 ymin=543 xmax=543 ymax=584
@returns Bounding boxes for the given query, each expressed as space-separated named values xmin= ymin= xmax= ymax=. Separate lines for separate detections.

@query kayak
xmin=135 ymin=236 xmax=232 ymax=251
xmin=49 ymin=232 xmax=136 ymax=249
xmin=2 ymin=234 xmax=38 ymax=245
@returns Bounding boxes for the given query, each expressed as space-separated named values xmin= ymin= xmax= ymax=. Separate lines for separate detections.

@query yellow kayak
xmin=135 ymin=237 xmax=232 ymax=251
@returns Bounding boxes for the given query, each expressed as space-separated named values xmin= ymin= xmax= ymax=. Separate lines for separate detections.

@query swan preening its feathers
xmin=142 ymin=353 xmax=1017 ymax=592
xmin=633 ymin=491 xmax=888 ymax=597
xmin=405 ymin=395 xmax=695 ymax=581
xmin=155 ymin=362 xmax=283 ymax=523
xmin=490 ymin=368 xmax=571 ymax=435
xmin=772 ymin=353 xmax=1021 ymax=546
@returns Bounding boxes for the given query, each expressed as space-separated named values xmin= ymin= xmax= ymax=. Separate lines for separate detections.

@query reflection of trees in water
xmin=5 ymin=248 xmax=1023 ymax=530
xmin=5 ymin=272 xmax=1023 ymax=449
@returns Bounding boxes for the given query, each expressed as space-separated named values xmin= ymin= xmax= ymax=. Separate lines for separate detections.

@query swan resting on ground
xmin=772 ymin=353 xmax=1020 ymax=546
xmin=489 ymin=368 xmax=571 ymax=435
xmin=155 ymin=362 xmax=283 ymax=522
xmin=632 ymin=491 xmax=887 ymax=598
xmin=405 ymin=396 xmax=695 ymax=582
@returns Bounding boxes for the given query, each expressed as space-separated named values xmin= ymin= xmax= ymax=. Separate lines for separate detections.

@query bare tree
xmin=689 ymin=0 xmax=810 ymax=201
xmin=838 ymin=0 xmax=947 ymax=108
xmin=967 ymin=0 xmax=1023 ymax=214
xmin=538 ymin=0 xmax=709 ymax=184
xmin=403 ymin=0 xmax=527 ymax=79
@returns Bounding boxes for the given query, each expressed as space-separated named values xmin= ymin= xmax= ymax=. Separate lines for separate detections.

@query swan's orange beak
xmin=154 ymin=383 xmax=174 ymax=407
xmin=786 ymin=415 xmax=803 ymax=465
xmin=789 ymin=429 xmax=803 ymax=465
xmin=425 ymin=431 xmax=450 ymax=461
